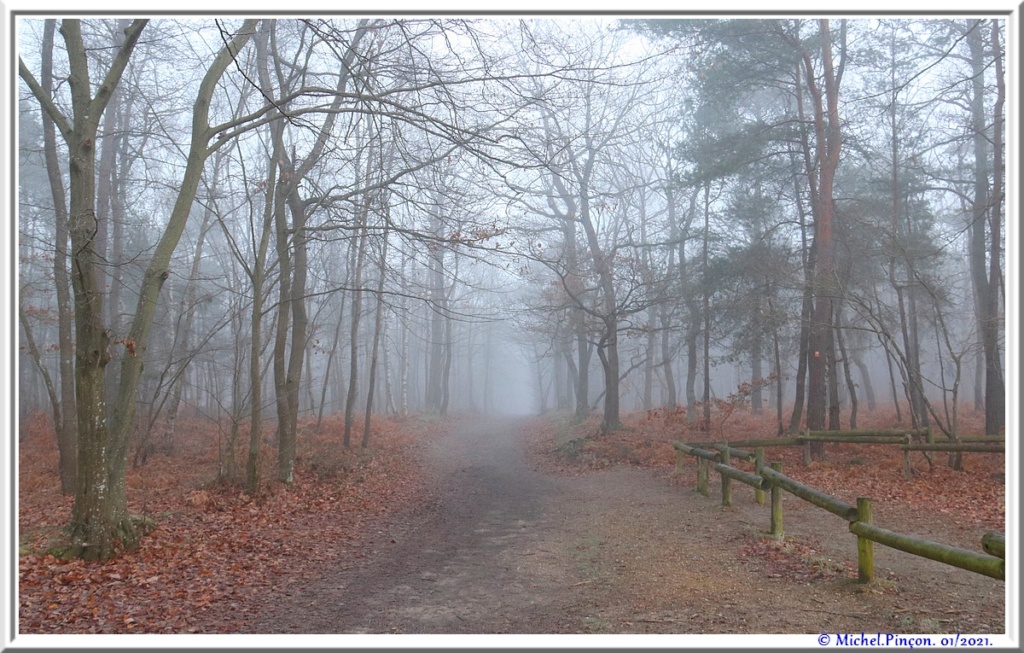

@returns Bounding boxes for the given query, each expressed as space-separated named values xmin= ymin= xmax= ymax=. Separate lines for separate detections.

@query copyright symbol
xmin=818 ymin=634 xmax=830 ymax=646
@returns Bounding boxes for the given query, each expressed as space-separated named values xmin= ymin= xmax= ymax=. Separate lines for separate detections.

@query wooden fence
xmin=673 ymin=441 xmax=1005 ymax=582
xmin=686 ymin=428 xmax=1004 ymax=479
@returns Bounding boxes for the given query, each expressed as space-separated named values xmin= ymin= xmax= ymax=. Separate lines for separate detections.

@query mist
xmin=15 ymin=14 xmax=1007 ymax=496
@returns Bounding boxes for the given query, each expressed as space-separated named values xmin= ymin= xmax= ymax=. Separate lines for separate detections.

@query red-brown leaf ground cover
xmin=529 ymin=405 xmax=1004 ymax=530
xmin=18 ymin=404 xmax=1006 ymax=635
xmin=525 ymin=404 xmax=1006 ymax=582
xmin=17 ymin=411 xmax=446 ymax=634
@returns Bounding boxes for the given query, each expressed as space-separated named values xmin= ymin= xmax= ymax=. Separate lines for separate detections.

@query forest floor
xmin=17 ymin=408 xmax=1006 ymax=640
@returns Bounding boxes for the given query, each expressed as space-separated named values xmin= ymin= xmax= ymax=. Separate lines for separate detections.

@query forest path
xmin=241 ymin=416 xmax=1003 ymax=636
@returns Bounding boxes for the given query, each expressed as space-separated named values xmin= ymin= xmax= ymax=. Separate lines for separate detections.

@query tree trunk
xmin=826 ymin=312 xmax=841 ymax=431
xmin=440 ymin=302 xmax=454 ymax=417
xmin=793 ymin=20 xmax=845 ymax=460
xmin=39 ymin=19 xmax=77 ymax=494
xmin=399 ymin=254 xmax=410 ymax=416
xmin=102 ymin=20 xmax=256 ymax=533
xmin=245 ymin=279 xmax=266 ymax=495
xmin=685 ymin=316 xmax=699 ymax=424
xmin=18 ymin=305 xmax=64 ymax=463
xmin=643 ymin=313 xmax=655 ymax=412
xmin=701 ymin=181 xmax=712 ymax=431
xmin=786 ymin=113 xmax=814 ymax=436
xmin=769 ymin=294 xmax=785 ymax=435
xmin=162 ymin=197 xmax=217 ymax=455
xmin=17 ymin=18 xmax=151 ymax=560
xmin=984 ymin=19 xmax=1005 ymax=435
xmin=362 ymin=224 xmax=390 ymax=447
xmin=834 ymin=306 xmax=858 ymax=431
xmin=883 ymin=336 xmax=904 ymax=423
xmin=316 ymin=293 xmax=347 ymax=431
xmin=750 ymin=326 xmax=763 ymax=416
xmin=244 ymin=172 xmax=278 ymax=493
xmin=659 ymin=302 xmax=677 ymax=408
xmin=344 ymin=213 xmax=370 ymax=448
xmin=577 ymin=183 xmax=621 ymax=432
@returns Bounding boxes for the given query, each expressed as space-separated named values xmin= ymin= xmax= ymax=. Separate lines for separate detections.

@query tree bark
xmin=344 ymin=207 xmax=370 ymax=448
xmin=701 ymin=181 xmax=712 ymax=431
xmin=363 ymin=224 xmax=390 ymax=447
xmin=984 ymin=19 xmax=1005 ymax=435
xmin=18 ymin=18 xmax=150 ymax=559
xmin=38 ymin=19 xmax=78 ymax=494
xmin=786 ymin=20 xmax=845 ymax=458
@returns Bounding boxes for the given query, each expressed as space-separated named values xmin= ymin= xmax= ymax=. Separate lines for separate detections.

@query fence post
xmin=901 ymin=434 xmax=913 ymax=479
xmin=769 ymin=462 xmax=783 ymax=539
xmin=925 ymin=427 xmax=935 ymax=467
xmin=697 ymin=457 xmax=709 ymax=496
xmin=856 ymin=497 xmax=875 ymax=583
xmin=754 ymin=448 xmax=765 ymax=505
xmin=675 ymin=449 xmax=684 ymax=476
xmin=720 ymin=442 xmax=732 ymax=507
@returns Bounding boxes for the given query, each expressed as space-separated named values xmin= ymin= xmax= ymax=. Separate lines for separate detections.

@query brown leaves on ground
xmin=738 ymin=537 xmax=860 ymax=585
xmin=18 ymin=411 xmax=447 ymax=634
xmin=525 ymin=406 xmax=1005 ymax=573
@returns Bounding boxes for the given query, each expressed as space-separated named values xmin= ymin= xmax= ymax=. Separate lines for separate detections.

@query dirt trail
xmin=241 ymin=416 xmax=1004 ymax=635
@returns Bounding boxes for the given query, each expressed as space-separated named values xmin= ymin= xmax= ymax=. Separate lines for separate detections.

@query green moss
xmin=556 ymin=437 xmax=588 ymax=460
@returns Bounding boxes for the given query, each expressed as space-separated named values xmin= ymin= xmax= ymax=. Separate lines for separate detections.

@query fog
xmin=16 ymin=16 xmax=1007 ymax=461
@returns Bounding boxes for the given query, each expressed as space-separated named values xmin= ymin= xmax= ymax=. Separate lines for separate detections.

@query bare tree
xmin=19 ymin=18 xmax=262 ymax=558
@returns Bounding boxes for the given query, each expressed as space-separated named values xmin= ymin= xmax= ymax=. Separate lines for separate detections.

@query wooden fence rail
xmin=673 ymin=441 xmax=1005 ymax=583
xmin=689 ymin=437 xmax=802 ymax=449
xmin=689 ymin=428 xmax=1003 ymax=479
xmin=982 ymin=532 xmax=1005 ymax=559
xmin=850 ymin=498 xmax=1004 ymax=581
xmin=805 ymin=428 xmax=932 ymax=439
xmin=756 ymin=464 xmax=859 ymax=522
xmin=902 ymin=443 xmax=1005 ymax=453
xmin=799 ymin=434 xmax=909 ymax=444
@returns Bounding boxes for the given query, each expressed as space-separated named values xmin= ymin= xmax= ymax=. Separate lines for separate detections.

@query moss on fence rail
xmin=850 ymin=517 xmax=1004 ymax=581
xmin=902 ymin=442 xmax=1004 ymax=453
xmin=982 ymin=532 xmax=1005 ymax=559
xmin=674 ymin=445 xmax=1006 ymax=584
xmin=711 ymin=443 xmax=755 ymax=462
xmin=688 ymin=438 xmax=802 ymax=449
xmin=757 ymin=465 xmax=860 ymax=522
xmin=798 ymin=434 xmax=909 ymax=445
xmin=713 ymin=462 xmax=767 ymax=491
xmin=673 ymin=442 xmax=721 ymax=462
xmin=805 ymin=428 xmax=930 ymax=438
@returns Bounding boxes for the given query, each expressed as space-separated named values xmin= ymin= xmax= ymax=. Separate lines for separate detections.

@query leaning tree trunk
xmin=109 ymin=18 xmax=259 ymax=516
xmin=18 ymin=306 xmax=64 ymax=460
